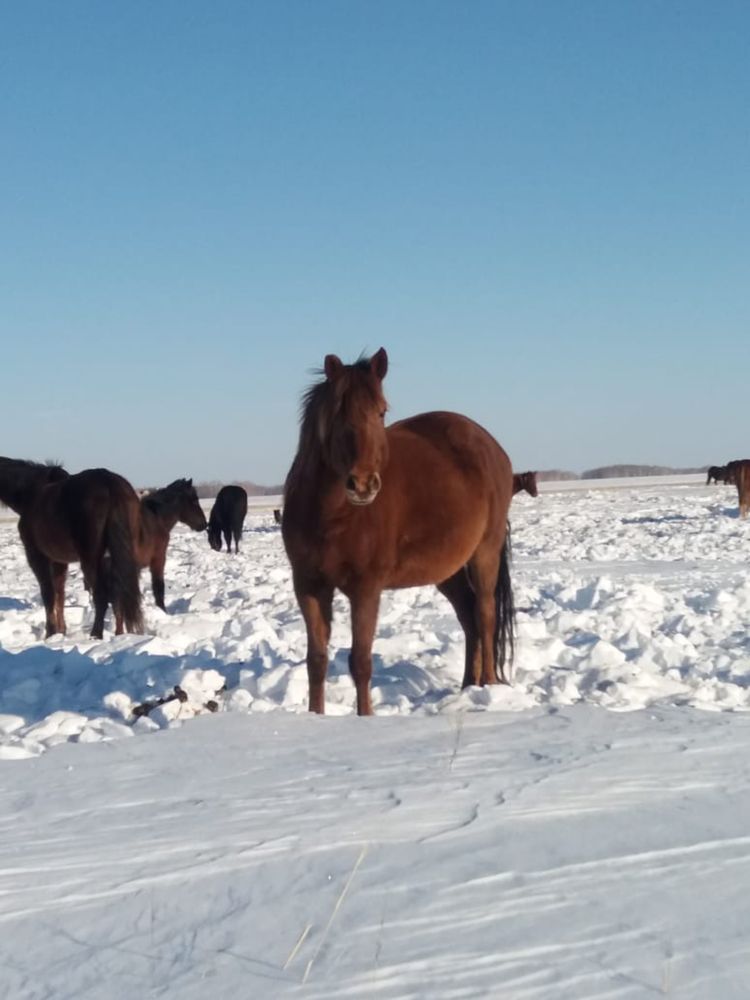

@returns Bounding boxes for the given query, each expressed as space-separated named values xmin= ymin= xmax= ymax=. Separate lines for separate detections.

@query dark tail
xmin=494 ymin=524 xmax=515 ymax=683
xmin=103 ymin=503 xmax=143 ymax=633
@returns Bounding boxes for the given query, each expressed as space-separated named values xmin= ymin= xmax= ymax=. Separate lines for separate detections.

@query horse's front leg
xmin=348 ymin=589 xmax=381 ymax=717
xmin=297 ymin=584 xmax=334 ymax=714
xmin=149 ymin=549 xmax=167 ymax=611
xmin=21 ymin=536 xmax=57 ymax=637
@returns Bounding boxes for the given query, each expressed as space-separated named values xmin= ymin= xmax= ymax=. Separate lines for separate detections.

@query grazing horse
xmin=207 ymin=485 xmax=248 ymax=553
xmin=0 ymin=457 xmax=143 ymax=638
xmin=281 ymin=348 xmax=515 ymax=716
xmin=111 ymin=478 xmax=207 ymax=631
xmin=513 ymin=471 xmax=538 ymax=497
xmin=707 ymin=465 xmax=730 ymax=485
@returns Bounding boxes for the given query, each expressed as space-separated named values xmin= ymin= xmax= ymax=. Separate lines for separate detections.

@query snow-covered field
xmin=1 ymin=481 xmax=750 ymax=998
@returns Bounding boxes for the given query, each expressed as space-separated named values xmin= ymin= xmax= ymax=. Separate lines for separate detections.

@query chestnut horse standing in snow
xmin=726 ymin=460 xmax=750 ymax=518
xmin=282 ymin=349 xmax=515 ymax=716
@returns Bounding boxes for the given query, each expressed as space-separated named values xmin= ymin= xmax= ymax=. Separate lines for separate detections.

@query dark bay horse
xmin=707 ymin=465 xmax=730 ymax=485
xmin=0 ymin=457 xmax=143 ymax=639
xmin=112 ymin=478 xmax=207 ymax=630
xmin=281 ymin=349 xmax=515 ymax=716
xmin=513 ymin=471 xmax=538 ymax=497
xmin=207 ymin=485 xmax=248 ymax=553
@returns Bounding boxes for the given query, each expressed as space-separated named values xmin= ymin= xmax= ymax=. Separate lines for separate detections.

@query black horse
xmin=707 ymin=465 xmax=730 ymax=485
xmin=208 ymin=485 xmax=248 ymax=553
xmin=0 ymin=457 xmax=143 ymax=638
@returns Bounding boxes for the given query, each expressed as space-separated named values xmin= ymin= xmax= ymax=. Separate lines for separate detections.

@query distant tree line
xmin=191 ymin=480 xmax=284 ymax=499
xmin=535 ymin=464 xmax=709 ymax=482
xmin=165 ymin=465 xmax=710 ymax=497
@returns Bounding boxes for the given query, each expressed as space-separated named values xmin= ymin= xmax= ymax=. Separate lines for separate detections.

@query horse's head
xmin=174 ymin=478 xmax=208 ymax=531
xmin=207 ymin=522 xmax=223 ymax=550
xmin=526 ymin=472 xmax=539 ymax=497
xmin=318 ymin=348 xmax=389 ymax=506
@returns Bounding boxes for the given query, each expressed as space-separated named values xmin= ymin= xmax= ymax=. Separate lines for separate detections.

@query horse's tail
xmin=103 ymin=501 xmax=144 ymax=633
xmin=494 ymin=523 xmax=515 ymax=683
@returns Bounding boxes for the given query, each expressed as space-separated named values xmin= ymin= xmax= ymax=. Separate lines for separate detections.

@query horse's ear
xmin=370 ymin=347 xmax=388 ymax=380
xmin=187 ymin=478 xmax=193 ymax=487
xmin=324 ymin=355 xmax=344 ymax=381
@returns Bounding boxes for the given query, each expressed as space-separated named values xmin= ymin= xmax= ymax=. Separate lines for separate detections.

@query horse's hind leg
xmin=467 ymin=543 xmax=504 ymax=686
xmin=296 ymin=582 xmax=334 ymax=714
xmin=51 ymin=562 xmax=68 ymax=634
xmin=438 ymin=570 xmax=480 ymax=688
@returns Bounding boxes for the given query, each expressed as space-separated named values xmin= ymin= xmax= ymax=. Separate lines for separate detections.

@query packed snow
xmin=1 ymin=480 xmax=750 ymax=998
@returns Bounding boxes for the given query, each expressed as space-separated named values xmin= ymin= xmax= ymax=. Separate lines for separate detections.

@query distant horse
xmin=513 ymin=471 xmax=538 ymax=497
xmin=0 ymin=457 xmax=143 ymax=638
xmin=726 ymin=460 xmax=750 ymax=518
xmin=112 ymin=478 xmax=207 ymax=630
xmin=707 ymin=465 xmax=730 ymax=485
xmin=282 ymin=348 xmax=515 ymax=716
xmin=208 ymin=485 xmax=248 ymax=553
xmin=273 ymin=508 xmax=282 ymax=525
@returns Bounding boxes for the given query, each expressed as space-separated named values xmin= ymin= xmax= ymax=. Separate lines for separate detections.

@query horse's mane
xmin=0 ymin=457 xmax=68 ymax=510
xmin=142 ymin=478 xmax=193 ymax=513
xmin=285 ymin=358 xmax=377 ymax=497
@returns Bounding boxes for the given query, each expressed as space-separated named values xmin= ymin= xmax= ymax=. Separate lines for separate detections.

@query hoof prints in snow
xmin=0 ymin=484 xmax=749 ymax=756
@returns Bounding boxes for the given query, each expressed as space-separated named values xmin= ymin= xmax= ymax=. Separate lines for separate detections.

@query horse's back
xmin=358 ymin=411 xmax=512 ymax=588
xmin=387 ymin=411 xmax=511 ymax=492
xmin=212 ymin=485 xmax=248 ymax=520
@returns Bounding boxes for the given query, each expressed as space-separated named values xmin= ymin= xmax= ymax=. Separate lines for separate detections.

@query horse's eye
xmin=380 ymin=410 xmax=386 ymax=420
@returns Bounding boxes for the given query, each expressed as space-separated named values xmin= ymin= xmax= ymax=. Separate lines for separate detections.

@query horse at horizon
xmin=706 ymin=465 xmax=730 ymax=485
xmin=112 ymin=478 xmax=206 ymax=631
xmin=0 ymin=457 xmax=143 ymax=639
xmin=207 ymin=485 xmax=248 ymax=553
xmin=513 ymin=471 xmax=538 ymax=497
xmin=281 ymin=348 xmax=515 ymax=716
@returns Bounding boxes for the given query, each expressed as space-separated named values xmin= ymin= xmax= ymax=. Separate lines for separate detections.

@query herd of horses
xmin=4 ymin=346 xmax=744 ymax=719
xmin=0 ymin=463 xmax=249 ymax=640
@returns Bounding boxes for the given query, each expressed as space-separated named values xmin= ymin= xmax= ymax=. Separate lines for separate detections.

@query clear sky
xmin=2 ymin=1 xmax=748 ymax=486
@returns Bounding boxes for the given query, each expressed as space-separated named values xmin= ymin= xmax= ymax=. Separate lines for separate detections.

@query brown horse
xmin=281 ymin=349 xmax=515 ymax=716
xmin=726 ymin=460 xmax=750 ymax=518
xmin=0 ymin=457 xmax=143 ymax=639
xmin=513 ymin=471 xmax=538 ymax=497
xmin=113 ymin=478 xmax=207 ymax=631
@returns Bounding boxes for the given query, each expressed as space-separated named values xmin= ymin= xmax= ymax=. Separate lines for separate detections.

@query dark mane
xmin=0 ymin=457 xmax=68 ymax=512
xmin=142 ymin=478 xmax=192 ymax=514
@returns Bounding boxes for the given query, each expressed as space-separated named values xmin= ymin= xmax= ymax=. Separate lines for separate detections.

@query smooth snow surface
xmin=1 ymin=482 xmax=749 ymax=998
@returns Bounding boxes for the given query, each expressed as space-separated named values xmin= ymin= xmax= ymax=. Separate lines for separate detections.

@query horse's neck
xmin=286 ymin=455 xmax=347 ymax=526
xmin=0 ymin=472 xmax=41 ymax=514
xmin=140 ymin=501 xmax=179 ymax=539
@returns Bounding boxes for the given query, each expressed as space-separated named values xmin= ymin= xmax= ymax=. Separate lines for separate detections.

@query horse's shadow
xmin=0 ymin=596 xmax=32 ymax=612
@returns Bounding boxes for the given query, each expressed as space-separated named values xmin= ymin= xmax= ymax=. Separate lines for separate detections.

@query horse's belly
xmin=385 ymin=534 xmax=477 ymax=589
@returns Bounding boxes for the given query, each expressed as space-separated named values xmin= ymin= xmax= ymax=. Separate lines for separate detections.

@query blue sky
xmin=2 ymin=1 xmax=748 ymax=486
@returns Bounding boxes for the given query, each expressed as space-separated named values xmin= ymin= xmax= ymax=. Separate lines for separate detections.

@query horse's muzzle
xmin=345 ymin=472 xmax=381 ymax=506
